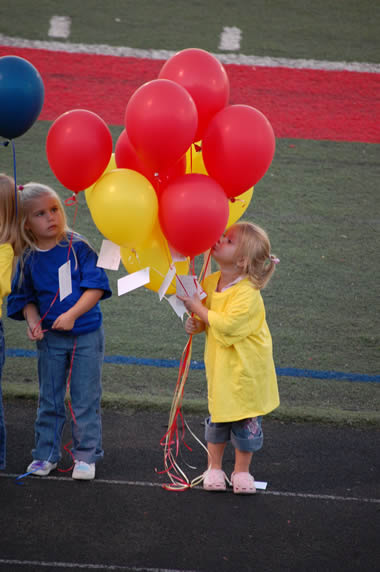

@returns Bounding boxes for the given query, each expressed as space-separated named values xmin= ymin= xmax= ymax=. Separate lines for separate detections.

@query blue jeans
xmin=0 ymin=321 xmax=6 ymax=469
xmin=34 ymin=327 xmax=105 ymax=464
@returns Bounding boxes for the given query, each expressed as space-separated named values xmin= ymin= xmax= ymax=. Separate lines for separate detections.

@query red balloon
xmin=46 ymin=109 xmax=113 ymax=193
xmin=159 ymin=48 xmax=230 ymax=142
xmin=159 ymin=174 xmax=229 ymax=258
xmin=125 ymin=79 xmax=197 ymax=173
xmin=115 ymin=129 xmax=186 ymax=196
xmin=202 ymin=105 xmax=275 ymax=198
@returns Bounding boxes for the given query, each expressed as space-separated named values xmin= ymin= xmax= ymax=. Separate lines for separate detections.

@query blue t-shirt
xmin=7 ymin=240 xmax=112 ymax=335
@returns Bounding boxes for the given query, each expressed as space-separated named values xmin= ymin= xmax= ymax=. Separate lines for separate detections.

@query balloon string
xmin=160 ymin=248 xmax=212 ymax=491
xmin=11 ymin=140 xmax=19 ymax=217
xmin=1 ymin=139 xmax=19 ymax=217
xmin=30 ymin=197 xmax=79 ymax=338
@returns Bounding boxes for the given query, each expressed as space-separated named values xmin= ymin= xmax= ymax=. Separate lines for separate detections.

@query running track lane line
xmin=1 ymin=473 xmax=379 ymax=504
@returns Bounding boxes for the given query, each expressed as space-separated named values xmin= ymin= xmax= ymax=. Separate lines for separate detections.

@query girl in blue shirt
xmin=8 ymin=182 xmax=111 ymax=480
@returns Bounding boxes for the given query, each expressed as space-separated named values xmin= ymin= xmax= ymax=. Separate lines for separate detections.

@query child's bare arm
xmin=23 ymin=303 xmax=44 ymax=341
xmin=52 ymin=289 xmax=104 ymax=331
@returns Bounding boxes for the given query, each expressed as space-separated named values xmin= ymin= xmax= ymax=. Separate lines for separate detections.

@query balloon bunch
xmin=45 ymin=48 xmax=275 ymax=293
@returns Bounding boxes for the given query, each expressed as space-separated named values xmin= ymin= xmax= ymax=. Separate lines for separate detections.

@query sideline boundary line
xmin=6 ymin=349 xmax=380 ymax=383
xmin=0 ymin=472 xmax=379 ymax=504
xmin=1 ymin=34 xmax=379 ymax=73
xmin=0 ymin=559 xmax=194 ymax=571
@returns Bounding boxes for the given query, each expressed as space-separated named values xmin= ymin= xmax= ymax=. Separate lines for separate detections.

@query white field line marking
xmin=219 ymin=26 xmax=242 ymax=51
xmin=0 ymin=34 xmax=379 ymax=73
xmin=0 ymin=559 xmax=196 ymax=571
xmin=48 ymin=16 xmax=72 ymax=39
xmin=1 ymin=472 xmax=379 ymax=504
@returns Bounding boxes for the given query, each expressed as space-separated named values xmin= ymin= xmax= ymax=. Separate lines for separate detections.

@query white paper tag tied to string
xmin=176 ymin=275 xmax=207 ymax=300
xmin=158 ymin=264 xmax=176 ymax=301
xmin=117 ymin=267 xmax=150 ymax=296
xmin=58 ymin=260 xmax=72 ymax=302
xmin=97 ymin=240 xmax=121 ymax=271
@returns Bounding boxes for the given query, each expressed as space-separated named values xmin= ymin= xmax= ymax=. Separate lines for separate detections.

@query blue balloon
xmin=0 ymin=55 xmax=45 ymax=140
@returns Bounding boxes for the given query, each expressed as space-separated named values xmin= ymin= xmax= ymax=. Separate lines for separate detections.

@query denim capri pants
xmin=205 ymin=415 xmax=263 ymax=452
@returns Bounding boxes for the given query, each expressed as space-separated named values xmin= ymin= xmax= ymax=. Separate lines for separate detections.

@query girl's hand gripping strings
xmin=52 ymin=288 xmax=104 ymax=332
xmin=184 ymin=317 xmax=205 ymax=335
xmin=177 ymin=292 xmax=209 ymax=327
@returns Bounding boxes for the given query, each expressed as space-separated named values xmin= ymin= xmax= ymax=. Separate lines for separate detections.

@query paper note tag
xmin=169 ymin=244 xmax=187 ymax=263
xmin=97 ymin=240 xmax=121 ymax=271
xmin=158 ymin=265 xmax=176 ymax=301
xmin=117 ymin=267 xmax=150 ymax=296
xmin=255 ymin=481 xmax=268 ymax=490
xmin=176 ymin=275 xmax=206 ymax=299
xmin=166 ymin=294 xmax=187 ymax=320
xmin=58 ymin=260 xmax=72 ymax=301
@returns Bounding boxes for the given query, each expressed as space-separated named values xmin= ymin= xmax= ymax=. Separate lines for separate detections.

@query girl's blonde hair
xmin=19 ymin=182 xmax=69 ymax=250
xmin=17 ymin=183 xmax=91 ymax=285
xmin=0 ymin=173 xmax=24 ymax=256
xmin=233 ymin=221 xmax=278 ymax=289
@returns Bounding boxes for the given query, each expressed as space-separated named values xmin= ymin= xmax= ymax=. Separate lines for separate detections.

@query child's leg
xmin=204 ymin=416 xmax=230 ymax=469
xmin=234 ymin=449 xmax=253 ymax=474
xmin=231 ymin=417 xmax=263 ymax=475
xmin=70 ymin=327 xmax=104 ymax=464
xmin=33 ymin=333 xmax=68 ymax=462
xmin=207 ymin=442 xmax=227 ymax=469
xmin=0 ymin=322 xmax=6 ymax=470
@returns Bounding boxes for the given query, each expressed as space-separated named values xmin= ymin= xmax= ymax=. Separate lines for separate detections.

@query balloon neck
xmin=193 ymin=143 xmax=202 ymax=152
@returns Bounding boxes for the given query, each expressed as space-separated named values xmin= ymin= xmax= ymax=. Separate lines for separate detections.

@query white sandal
xmin=231 ymin=472 xmax=256 ymax=494
xmin=203 ymin=468 xmax=228 ymax=492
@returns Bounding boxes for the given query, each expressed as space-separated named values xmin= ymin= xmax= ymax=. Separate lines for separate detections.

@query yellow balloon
xmin=121 ymin=222 xmax=189 ymax=293
xmin=85 ymin=153 xmax=117 ymax=207
xmin=186 ymin=144 xmax=208 ymax=175
xmin=90 ymin=168 xmax=158 ymax=248
xmin=226 ymin=187 xmax=254 ymax=228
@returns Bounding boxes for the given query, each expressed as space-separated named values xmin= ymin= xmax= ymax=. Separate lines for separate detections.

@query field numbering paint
xmin=48 ymin=16 xmax=71 ymax=39
xmin=219 ymin=26 xmax=242 ymax=51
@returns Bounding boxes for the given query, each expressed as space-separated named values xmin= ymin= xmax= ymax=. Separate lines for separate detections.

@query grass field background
xmin=0 ymin=1 xmax=379 ymax=425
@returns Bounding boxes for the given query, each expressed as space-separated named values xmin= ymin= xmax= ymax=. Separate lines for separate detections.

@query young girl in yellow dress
xmin=178 ymin=221 xmax=280 ymax=494
xmin=0 ymin=173 xmax=24 ymax=470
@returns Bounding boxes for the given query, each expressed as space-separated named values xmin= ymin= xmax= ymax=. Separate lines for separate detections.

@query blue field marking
xmin=6 ymin=348 xmax=380 ymax=383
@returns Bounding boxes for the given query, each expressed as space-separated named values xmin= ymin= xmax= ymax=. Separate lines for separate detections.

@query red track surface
xmin=1 ymin=45 xmax=379 ymax=143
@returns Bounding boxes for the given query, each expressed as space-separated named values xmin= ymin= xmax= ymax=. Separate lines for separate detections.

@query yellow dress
xmin=0 ymin=243 xmax=14 ymax=319
xmin=202 ymin=272 xmax=280 ymax=423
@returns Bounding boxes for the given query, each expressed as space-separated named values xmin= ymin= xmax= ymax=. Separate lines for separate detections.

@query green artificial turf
xmin=1 ymin=122 xmax=379 ymax=425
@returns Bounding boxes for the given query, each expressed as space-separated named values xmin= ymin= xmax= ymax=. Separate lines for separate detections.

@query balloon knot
xmin=229 ymin=197 xmax=236 ymax=203
xmin=64 ymin=193 xmax=78 ymax=206
xmin=193 ymin=143 xmax=202 ymax=152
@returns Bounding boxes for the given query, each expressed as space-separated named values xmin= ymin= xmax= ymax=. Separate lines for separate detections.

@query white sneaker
xmin=72 ymin=460 xmax=95 ymax=480
xmin=27 ymin=460 xmax=57 ymax=476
